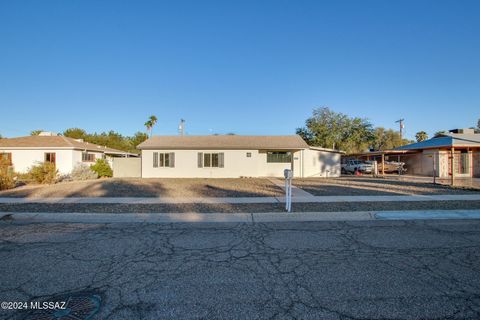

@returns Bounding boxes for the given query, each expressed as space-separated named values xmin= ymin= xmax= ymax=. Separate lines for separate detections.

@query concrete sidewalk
xmin=1 ymin=194 xmax=480 ymax=204
xmin=3 ymin=209 xmax=480 ymax=224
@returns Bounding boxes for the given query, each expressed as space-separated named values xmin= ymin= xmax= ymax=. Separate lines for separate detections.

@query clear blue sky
xmin=1 ymin=0 xmax=479 ymax=140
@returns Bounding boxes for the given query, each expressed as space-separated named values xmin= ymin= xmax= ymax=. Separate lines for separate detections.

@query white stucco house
xmin=0 ymin=132 xmax=136 ymax=175
xmin=137 ymin=135 xmax=342 ymax=178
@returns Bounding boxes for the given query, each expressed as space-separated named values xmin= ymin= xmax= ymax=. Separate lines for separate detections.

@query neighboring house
xmin=137 ymin=135 xmax=342 ymax=178
xmin=0 ymin=132 xmax=136 ymax=175
xmin=394 ymin=128 xmax=480 ymax=178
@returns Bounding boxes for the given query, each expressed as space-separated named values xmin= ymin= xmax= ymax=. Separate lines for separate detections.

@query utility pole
xmin=395 ymin=118 xmax=405 ymax=140
xmin=178 ymin=119 xmax=185 ymax=136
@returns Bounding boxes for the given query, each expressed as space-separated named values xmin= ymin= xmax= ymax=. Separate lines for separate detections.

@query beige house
xmin=0 ymin=132 xmax=135 ymax=175
xmin=137 ymin=135 xmax=342 ymax=178
xmin=395 ymin=129 xmax=480 ymax=178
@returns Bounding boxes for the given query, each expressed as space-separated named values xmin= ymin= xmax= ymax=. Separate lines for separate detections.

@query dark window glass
xmin=267 ymin=152 xmax=292 ymax=163
xmin=82 ymin=152 xmax=95 ymax=162
xmin=211 ymin=153 xmax=219 ymax=167
xmin=204 ymin=153 xmax=211 ymax=167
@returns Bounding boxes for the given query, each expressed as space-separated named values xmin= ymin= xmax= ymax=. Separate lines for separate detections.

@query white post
xmin=284 ymin=169 xmax=293 ymax=212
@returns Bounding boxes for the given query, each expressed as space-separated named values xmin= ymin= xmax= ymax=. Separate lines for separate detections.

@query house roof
xmin=137 ymin=135 xmax=310 ymax=150
xmin=0 ymin=135 xmax=134 ymax=155
xmin=308 ymin=146 xmax=345 ymax=154
xmin=395 ymin=133 xmax=480 ymax=151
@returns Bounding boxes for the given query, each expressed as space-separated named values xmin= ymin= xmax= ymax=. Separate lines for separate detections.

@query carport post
xmin=451 ymin=147 xmax=455 ymax=186
xmin=433 ymin=152 xmax=436 ymax=184
xmin=381 ymin=153 xmax=385 ymax=176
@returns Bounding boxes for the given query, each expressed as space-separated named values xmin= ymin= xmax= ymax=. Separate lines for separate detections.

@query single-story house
xmin=394 ymin=128 xmax=480 ymax=178
xmin=0 ymin=132 xmax=136 ymax=174
xmin=137 ymin=135 xmax=342 ymax=178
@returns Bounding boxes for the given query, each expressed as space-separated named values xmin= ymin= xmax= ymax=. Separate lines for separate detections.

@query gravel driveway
xmin=293 ymin=177 xmax=479 ymax=196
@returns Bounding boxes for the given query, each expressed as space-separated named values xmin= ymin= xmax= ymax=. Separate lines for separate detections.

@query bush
xmin=71 ymin=164 xmax=98 ymax=180
xmin=0 ymin=158 xmax=15 ymax=190
xmin=26 ymin=162 xmax=58 ymax=184
xmin=90 ymin=159 xmax=113 ymax=178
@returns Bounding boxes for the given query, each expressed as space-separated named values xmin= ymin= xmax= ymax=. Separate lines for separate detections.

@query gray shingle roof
xmin=137 ymin=135 xmax=309 ymax=150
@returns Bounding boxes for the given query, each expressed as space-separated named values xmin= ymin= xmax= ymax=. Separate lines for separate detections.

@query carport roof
xmin=137 ymin=135 xmax=310 ymax=150
xmin=395 ymin=133 xmax=480 ymax=151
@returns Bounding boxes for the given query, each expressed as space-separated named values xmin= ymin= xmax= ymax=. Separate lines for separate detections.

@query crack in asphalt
xmin=0 ymin=220 xmax=480 ymax=319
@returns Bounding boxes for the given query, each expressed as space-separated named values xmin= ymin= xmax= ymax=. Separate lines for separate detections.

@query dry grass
xmin=0 ymin=178 xmax=283 ymax=198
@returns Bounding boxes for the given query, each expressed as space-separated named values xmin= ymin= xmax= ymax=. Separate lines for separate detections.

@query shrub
xmin=0 ymin=158 xmax=15 ymax=190
xmin=90 ymin=159 xmax=113 ymax=178
xmin=26 ymin=162 xmax=58 ymax=184
xmin=71 ymin=164 xmax=98 ymax=180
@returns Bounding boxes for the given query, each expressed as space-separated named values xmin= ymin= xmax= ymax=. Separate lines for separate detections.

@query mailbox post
xmin=284 ymin=169 xmax=293 ymax=212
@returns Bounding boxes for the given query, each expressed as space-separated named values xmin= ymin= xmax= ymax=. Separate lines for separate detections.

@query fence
xmin=112 ymin=158 xmax=141 ymax=178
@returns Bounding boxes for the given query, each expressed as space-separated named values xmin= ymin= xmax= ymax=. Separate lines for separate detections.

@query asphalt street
xmin=1 ymin=219 xmax=480 ymax=319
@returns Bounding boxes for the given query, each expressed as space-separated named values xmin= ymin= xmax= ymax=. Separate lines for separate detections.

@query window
xmin=1 ymin=153 xmax=12 ymax=165
xmin=198 ymin=152 xmax=224 ymax=168
xmin=246 ymin=152 xmax=252 ymax=158
xmin=267 ymin=152 xmax=292 ymax=163
xmin=45 ymin=152 xmax=56 ymax=164
xmin=82 ymin=152 xmax=95 ymax=162
xmin=153 ymin=152 xmax=175 ymax=168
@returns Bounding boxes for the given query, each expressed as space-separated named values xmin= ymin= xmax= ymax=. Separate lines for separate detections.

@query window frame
xmin=266 ymin=151 xmax=292 ymax=163
xmin=200 ymin=152 xmax=224 ymax=168
xmin=82 ymin=152 xmax=96 ymax=162
xmin=44 ymin=152 xmax=56 ymax=164
xmin=153 ymin=152 xmax=175 ymax=168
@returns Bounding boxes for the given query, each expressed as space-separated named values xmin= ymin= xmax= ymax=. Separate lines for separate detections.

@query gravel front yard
xmin=1 ymin=201 xmax=480 ymax=214
xmin=293 ymin=177 xmax=479 ymax=196
xmin=0 ymin=176 xmax=477 ymax=199
xmin=0 ymin=178 xmax=283 ymax=198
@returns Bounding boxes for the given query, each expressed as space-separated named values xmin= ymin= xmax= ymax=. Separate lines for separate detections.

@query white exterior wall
xmin=141 ymin=149 xmax=340 ymax=178
xmin=294 ymin=149 xmax=341 ymax=178
xmin=1 ymin=149 xmax=107 ymax=175
xmin=2 ymin=149 xmax=74 ymax=174
xmin=142 ymin=149 xmax=262 ymax=178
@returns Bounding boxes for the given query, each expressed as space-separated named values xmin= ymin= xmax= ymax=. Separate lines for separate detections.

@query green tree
xmin=130 ymin=132 xmax=148 ymax=149
xmin=63 ymin=128 xmax=87 ymax=140
xmin=296 ymin=107 xmax=374 ymax=154
xmin=371 ymin=127 xmax=413 ymax=150
xmin=434 ymin=130 xmax=448 ymax=137
xmin=30 ymin=130 xmax=43 ymax=136
xmin=415 ymin=131 xmax=428 ymax=142
xmin=90 ymin=159 xmax=113 ymax=178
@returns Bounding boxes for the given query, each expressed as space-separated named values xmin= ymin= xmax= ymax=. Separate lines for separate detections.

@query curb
xmin=2 ymin=210 xmax=480 ymax=224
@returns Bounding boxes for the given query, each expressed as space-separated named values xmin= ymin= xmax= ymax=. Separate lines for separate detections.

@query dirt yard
xmin=293 ymin=177 xmax=480 ymax=196
xmin=0 ymin=176 xmax=478 ymax=198
xmin=0 ymin=178 xmax=283 ymax=198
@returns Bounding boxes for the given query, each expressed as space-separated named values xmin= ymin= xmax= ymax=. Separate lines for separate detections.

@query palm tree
xmin=144 ymin=115 xmax=158 ymax=137
xmin=415 ymin=131 xmax=428 ymax=142
xmin=144 ymin=120 xmax=152 ymax=137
